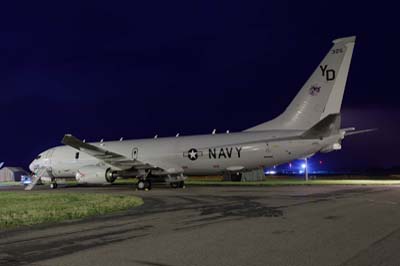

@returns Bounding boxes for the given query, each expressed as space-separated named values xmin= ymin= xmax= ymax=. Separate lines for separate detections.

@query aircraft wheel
xmin=137 ymin=180 xmax=152 ymax=190
xmin=145 ymin=180 xmax=152 ymax=190
xmin=137 ymin=180 xmax=146 ymax=190
xmin=170 ymin=182 xmax=184 ymax=189
xmin=50 ymin=182 xmax=58 ymax=189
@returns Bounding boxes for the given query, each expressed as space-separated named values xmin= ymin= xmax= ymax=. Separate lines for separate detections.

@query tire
xmin=145 ymin=180 xmax=152 ymax=190
xmin=137 ymin=180 xmax=146 ymax=190
xmin=231 ymin=172 xmax=242 ymax=182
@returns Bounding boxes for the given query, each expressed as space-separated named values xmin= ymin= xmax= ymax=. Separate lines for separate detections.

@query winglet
xmin=62 ymin=134 xmax=88 ymax=151
xmin=62 ymin=134 xmax=75 ymax=145
xmin=62 ymin=134 xmax=73 ymax=144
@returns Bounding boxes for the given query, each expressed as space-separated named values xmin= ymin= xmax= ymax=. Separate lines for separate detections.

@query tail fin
xmin=246 ymin=36 xmax=356 ymax=131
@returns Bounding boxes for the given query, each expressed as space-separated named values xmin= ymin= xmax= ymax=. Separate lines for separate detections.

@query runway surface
xmin=1 ymin=184 xmax=400 ymax=266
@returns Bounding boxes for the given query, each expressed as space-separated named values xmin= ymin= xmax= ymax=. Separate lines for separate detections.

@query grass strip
xmin=0 ymin=192 xmax=143 ymax=229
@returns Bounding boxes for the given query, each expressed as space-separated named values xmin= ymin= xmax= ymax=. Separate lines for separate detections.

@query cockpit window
xmin=35 ymin=155 xmax=42 ymax=160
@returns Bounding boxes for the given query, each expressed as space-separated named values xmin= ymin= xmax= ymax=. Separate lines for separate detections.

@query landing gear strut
xmin=170 ymin=181 xmax=185 ymax=189
xmin=137 ymin=179 xmax=152 ymax=191
xmin=50 ymin=180 xmax=58 ymax=189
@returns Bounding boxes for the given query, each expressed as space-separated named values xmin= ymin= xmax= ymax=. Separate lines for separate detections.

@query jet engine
xmin=75 ymin=166 xmax=117 ymax=184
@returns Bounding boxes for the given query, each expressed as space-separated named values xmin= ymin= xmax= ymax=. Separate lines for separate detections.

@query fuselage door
xmin=44 ymin=149 xmax=55 ymax=166
xmin=264 ymin=143 xmax=273 ymax=159
xmin=132 ymin=147 xmax=139 ymax=160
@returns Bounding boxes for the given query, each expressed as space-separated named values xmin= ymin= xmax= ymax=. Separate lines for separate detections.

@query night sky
xmin=1 ymin=1 xmax=399 ymax=170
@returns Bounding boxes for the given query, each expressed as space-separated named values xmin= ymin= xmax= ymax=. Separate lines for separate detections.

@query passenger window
xmin=75 ymin=152 xmax=79 ymax=160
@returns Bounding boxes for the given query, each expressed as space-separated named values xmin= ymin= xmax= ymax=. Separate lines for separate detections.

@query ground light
xmin=304 ymin=158 xmax=309 ymax=181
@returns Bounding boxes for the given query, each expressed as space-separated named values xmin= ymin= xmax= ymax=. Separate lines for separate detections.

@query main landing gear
xmin=136 ymin=179 xmax=152 ymax=191
xmin=170 ymin=181 xmax=185 ymax=189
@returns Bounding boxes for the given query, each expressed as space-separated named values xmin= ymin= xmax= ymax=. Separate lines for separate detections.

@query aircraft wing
xmin=62 ymin=134 xmax=151 ymax=170
xmin=62 ymin=134 xmax=182 ymax=174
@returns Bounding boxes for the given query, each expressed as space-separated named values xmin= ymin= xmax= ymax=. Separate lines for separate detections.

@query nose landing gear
xmin=49 ymin=177 xmax=58 ymax=189
xmin=50 ymin=182 xmax=58 ymax=189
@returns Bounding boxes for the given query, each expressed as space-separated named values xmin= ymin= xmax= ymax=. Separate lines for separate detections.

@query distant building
xmin=0 ymin=167 xmax=29 ymax=182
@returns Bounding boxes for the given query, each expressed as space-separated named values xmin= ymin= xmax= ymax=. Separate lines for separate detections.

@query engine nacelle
xmin=75 ymin=166 xmax=117 ymax=184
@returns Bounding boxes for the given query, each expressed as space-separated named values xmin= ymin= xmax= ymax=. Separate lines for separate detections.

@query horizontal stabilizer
xmin=345 ymin=128 xmax=377 ymax=136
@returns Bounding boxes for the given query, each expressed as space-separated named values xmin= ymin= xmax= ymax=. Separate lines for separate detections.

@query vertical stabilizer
xmin=246 ymin=36 xmax=356 ymax=131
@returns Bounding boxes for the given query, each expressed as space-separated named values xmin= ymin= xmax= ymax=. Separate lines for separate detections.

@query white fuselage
xmin=27 ymin=36 xmax=357 ymax=189
xmin=29 ymin=130 xmax=339 ymax=180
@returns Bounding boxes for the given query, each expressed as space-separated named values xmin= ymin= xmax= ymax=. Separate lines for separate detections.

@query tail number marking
xmin=320 ymin=65 xmax=336 ymax=81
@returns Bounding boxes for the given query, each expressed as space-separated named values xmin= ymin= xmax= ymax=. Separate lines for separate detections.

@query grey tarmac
xmin=1 ymin=184 xmax=400 ymax=266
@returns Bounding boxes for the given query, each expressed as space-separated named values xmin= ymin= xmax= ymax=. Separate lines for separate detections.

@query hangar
xmin=0 ymin=167 xmax=29 ymax=182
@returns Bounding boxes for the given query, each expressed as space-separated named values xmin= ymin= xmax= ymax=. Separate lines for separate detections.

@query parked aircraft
xmin=29 ymin=36 xmax=372 ymax=190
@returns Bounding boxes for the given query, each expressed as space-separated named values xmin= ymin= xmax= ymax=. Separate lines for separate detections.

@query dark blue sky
xmin=0 ymin=1 xmax=399 ymax=170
